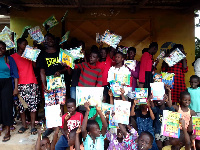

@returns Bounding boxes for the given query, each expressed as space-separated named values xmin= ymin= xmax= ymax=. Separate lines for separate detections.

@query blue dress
xmin=135 ymin=109 xmax=158 ymax=150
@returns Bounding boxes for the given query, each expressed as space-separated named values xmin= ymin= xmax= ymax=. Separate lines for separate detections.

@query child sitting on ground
xmin=55 ymin=98 xmax=83 ymax=150
xmin=35 ymin=127 xmax=59 ymax=150
xmin=162 ymin=118 xmax=191 ymax=150
xmin=173 ymin=91 xmax=196 ymax=133
xmin=82 ymin=102 xmax=108 ymax=149
xmin=187 ymin=75 xmax=200 ymax=116
xmin=151 ymin=85 xmax=175 ymax=150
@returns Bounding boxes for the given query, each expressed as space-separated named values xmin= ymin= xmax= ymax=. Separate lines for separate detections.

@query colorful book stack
xmin=162 ymin=72 xmax=175 ymax=88
xmin=150 ymin=82 xmax=165 ymax=100
xmin=161 ymin=110 xmax=181 ymax=138
xmin=21 ymin=45 xmax=41 ymax=62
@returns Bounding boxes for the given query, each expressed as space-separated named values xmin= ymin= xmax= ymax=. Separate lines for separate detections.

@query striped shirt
xmin=75 ymin=62 xmax=102 ymax=87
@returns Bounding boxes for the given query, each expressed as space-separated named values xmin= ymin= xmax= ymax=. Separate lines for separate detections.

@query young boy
xmin=82 ymin=102 xmax=108 ymax=149
xmin=11 ymin=38 xmax=40 ymax=135
xmin=187 ymin=75 xmax=200 ymax=116
xmin=37 ymin=33 xmax=67 ymax=136
xmin=55 ymin=98 xmax=83 ymax=150
xmin=126 ymin=47 xmax=140 ymax=91
xmin=74 ymin=49 xmax=102 ymax=87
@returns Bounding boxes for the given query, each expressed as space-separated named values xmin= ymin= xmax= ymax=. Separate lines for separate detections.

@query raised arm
xmin=165 ymin=84 xmax=172 ymax=107
xmin=82 ymin=102 xmax=90 ymax=139
xmin=147 ymin=99 xmax=155 ymax=120
xmin=75 ymin=126 xmax=81 ymax=150
xmin=180 ymin=118 xmax=191 ymax=150
xmin=96 ymin=105 xmax=108 ymax=136
xmin=120 ymin=88 xmax=127 ymax=101
xmin=118 ymin=123 xmax=128 ymax=137
xmin=130 ymin=100 xmax=137 ymax=116
xmin=108 ymin=89 xmax=114 ymax=104
xmin=35 ymin=130 xmax=42 ymax=150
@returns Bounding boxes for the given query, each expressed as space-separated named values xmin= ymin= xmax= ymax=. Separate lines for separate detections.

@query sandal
xmin=31 ymin=128 xmax=37 ymax=135
xmin=18 ymin=127 xmax=28 ymax=134
xmin=2 ymin=135 xmax=11 ymax=142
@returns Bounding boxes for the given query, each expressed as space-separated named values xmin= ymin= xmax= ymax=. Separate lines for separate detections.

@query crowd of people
xmin=0 ymin=32 xmax=200 ymax=150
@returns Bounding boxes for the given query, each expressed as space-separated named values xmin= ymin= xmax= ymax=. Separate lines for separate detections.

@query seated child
xmin=82 ymin=102 xmax=108 ymax=150
xmin=68 ymin=127 xmax=84 ymax=150
xmin=187 ymin=75 xmax=200 ymax=116
xmin=35 ymin=127 xmax=59 ymax=150
xmin=55 ymin=98 xmax=83 ymax=150
xmin=151 ymin=85 xmax=175 ymax=149
xmin=173 ymin=91 xmax=196 ymax=133
xmin=162 ymin=118 xmax=191 ymax=150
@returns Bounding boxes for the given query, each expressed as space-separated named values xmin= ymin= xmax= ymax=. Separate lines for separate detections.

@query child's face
xmin=190 ymin=78 xmax=199 ymax=89
xmin=0 ymin=43 xmax=6 ymax=57
xmin=155 ymin=100 xmax=165 ymax=106
xmin=138 ymin=134 xmax=152 ymax=150
xmin=89 ymin=124 xmax=101 ymax=138
xmin=40 ymin=138 xmax=50 ymax=150
xmin=115 ymin=53 xmax=124 ymax=64
xmin=128 ymin=50 xmax=136 ymax=60
xmin=66 ymin=102 xmax=76 ymax=116
xmin=100 ymin=49 xmax=107 ymax=59
xmin=18 ymin=41 xmax=27 ymax=51
xmin=89 ymin=53 xmax=98 ymax=64
xmin=68 ymin=132 xmax=76 ymax=146
xmin=180 ymin=95 xmax=191 ymax=107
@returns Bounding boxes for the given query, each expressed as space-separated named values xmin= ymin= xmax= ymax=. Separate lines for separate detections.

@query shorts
xmin=44 ymin=87 xmax=66 ymax=107
xmin=155 ymin=133 xmax=169 ymax=142
xmin=16 ymin=83 xmax=40 ymax=113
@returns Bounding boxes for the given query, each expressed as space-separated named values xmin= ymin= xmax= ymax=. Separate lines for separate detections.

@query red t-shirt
xmin=60 ymin=112 xmax=83 ymax=132
xmin=97 ymin=55 xmax=112 ymax=86
xmin=11 ymin=53 xmax=38 ymax=84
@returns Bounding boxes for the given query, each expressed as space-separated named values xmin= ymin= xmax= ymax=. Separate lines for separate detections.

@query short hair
xmin=86 ymin=120 xmax=99 ymax=132
xmin=173 ymin=44 xmax=184 ymax=51
xmin=44 ymin=33 xmax=55 ymax=41
xmin=66 ymin=98 xmax=76 ymax=106
xmin=142 ymin=48 xmax=149 ymax=54
xmin=190 ymin=75 xmax=200 ymax=82
xmin=0 ymin=41 xmax=6 ymax=48
xmin=90 ymin=49 xmax=100 ymax=58
xmin=17 ymin=38 xmax=27 ymax=44
xmin=41 ymin=136 xmax=49 ymax=141
xmin=100 ymin=47 xmax=108 ymax=54
xmin=69 ymin=127 xmax=82 ymax=144
xmin=115 ymin=51 xmax=124 ymax=57
xmin=149 ymin=42 xmax=158 ymax=49
xmin=180 ymin=91 xmax=190 ymax=100
xmin=90 ymin=45 xmax=98 ymax=51
xmin=139 ymin=131 xmax=154 ymax=144
xmin=127 ymin=47 xmax=136 ymax=54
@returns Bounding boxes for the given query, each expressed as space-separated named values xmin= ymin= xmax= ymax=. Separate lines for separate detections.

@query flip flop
xmin=31 ymin=128 xmax=37 ymax=135
xmin=10 ymin=126 xmax=16 ymax=131
xmin=2 ymin=135 xmax=11 ymax=142
xmin=18 ymin=127 xmax=28 ymax=134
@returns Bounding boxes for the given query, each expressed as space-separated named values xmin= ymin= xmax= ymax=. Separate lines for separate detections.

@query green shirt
xmin=88 ymin=107 xmax=103 ymax=130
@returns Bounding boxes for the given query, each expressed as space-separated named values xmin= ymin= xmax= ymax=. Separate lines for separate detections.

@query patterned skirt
xmin=16 ymin=83 xmax=40 ymax=113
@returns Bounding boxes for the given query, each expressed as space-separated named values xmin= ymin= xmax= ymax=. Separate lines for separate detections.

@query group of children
xmin=0 ymin=30 xmax=200 ymax=150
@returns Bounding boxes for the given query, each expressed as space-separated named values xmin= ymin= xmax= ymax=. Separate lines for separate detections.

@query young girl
xmin=130 ymin=98 xmax=158 ymax=150
xmin=173 ymin=91 xmax=196 ymax=133
xmin=0 ymin=41 xmax=19 ymax=142
xmin=82 ymin=102 xmax=108 ymax=150
xmin=11 ymin=38 xmax=40 ymax=135
xmin=151 ymin=85 xmax=175 ymax=150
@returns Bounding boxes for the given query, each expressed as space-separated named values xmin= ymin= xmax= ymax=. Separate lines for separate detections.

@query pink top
xmin=178 ymin=105 xmax=191 ymax=129
xmin=97 ymin=55 xmax=112 ymax=86
xmin=11 ymin=53 xmax=37 ymax=84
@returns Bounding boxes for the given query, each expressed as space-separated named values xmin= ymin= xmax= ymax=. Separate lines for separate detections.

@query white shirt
xmin=194 ymin=58 xmax=200 ymax=77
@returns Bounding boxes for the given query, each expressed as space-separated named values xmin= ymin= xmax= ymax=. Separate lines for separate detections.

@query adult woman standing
xmin=0 ymin=41 xmax=19 ymax=142
xmin=162 ymin=44 xmax=188 ymax=104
